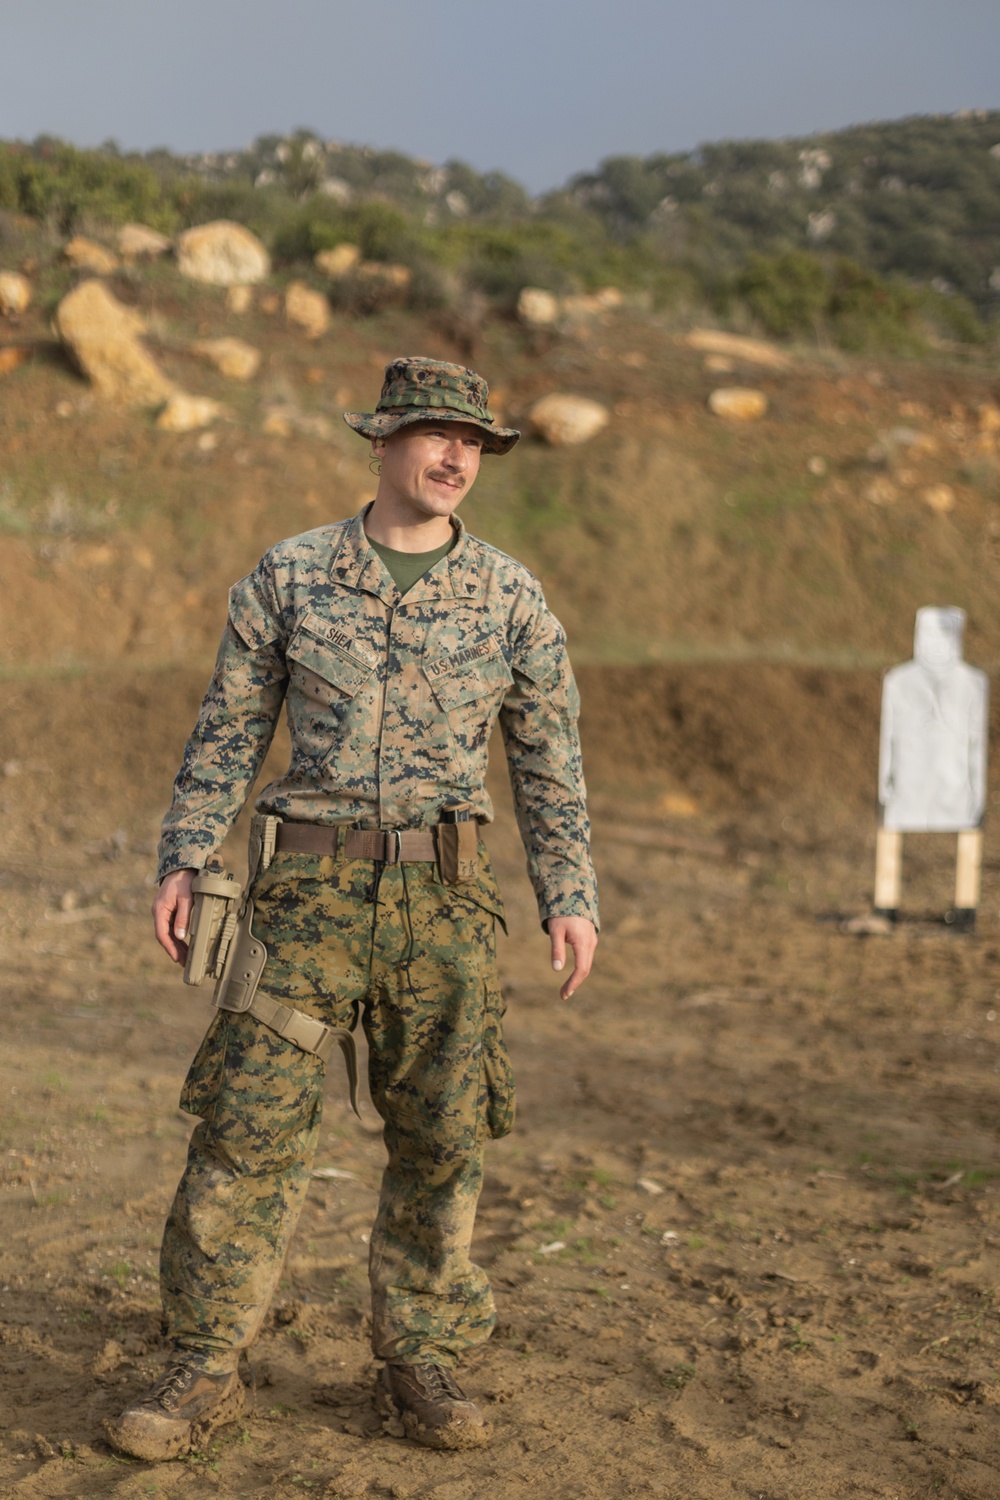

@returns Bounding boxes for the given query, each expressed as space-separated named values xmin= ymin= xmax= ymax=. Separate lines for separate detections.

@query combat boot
xmin=376 ymin=1362 xmax=490 ymax=1450
xmin=106 ymin=1360 xmax=245 ymax=1461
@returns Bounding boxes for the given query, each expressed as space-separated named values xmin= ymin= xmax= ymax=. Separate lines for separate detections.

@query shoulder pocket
xmin=287 ymin=611 xmax=375 ymax=698
xmin=228 ymin=573 xmax=281 ymax=651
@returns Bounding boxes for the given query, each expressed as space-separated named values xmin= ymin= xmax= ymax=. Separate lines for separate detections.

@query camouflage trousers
xmin=161 ymin=847 xmax=514 ymax=1371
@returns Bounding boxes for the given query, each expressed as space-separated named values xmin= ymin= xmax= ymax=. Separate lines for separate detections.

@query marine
xmin=107 ymin=356 xmax=599 ymax=1460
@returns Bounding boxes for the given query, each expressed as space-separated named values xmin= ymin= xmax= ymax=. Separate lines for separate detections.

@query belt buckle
xmin=383 ymin=829 xmax=402 ymax=864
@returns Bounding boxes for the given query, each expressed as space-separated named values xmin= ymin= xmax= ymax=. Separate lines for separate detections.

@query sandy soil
xmin=2 ymin=666 xmax=999 ymax=1500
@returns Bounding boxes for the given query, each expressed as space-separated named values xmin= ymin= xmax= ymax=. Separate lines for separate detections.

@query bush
xmin=735 ymin=251 xmax=828 ymax=337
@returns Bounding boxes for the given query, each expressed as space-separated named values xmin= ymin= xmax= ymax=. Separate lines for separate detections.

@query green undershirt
xmin=368 ymin=532 xmax=457 ymax=597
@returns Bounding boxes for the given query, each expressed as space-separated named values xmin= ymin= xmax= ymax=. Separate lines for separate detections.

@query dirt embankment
xmin=3 ymin=285 xmax=1000 ymax=1498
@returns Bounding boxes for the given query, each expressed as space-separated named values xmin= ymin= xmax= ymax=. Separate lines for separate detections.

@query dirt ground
xmin=2 ymin=663 xmax=1000 ymax=1500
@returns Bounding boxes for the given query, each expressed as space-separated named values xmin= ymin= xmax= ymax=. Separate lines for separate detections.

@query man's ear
xmin=371 ymin=435 xmax=387 ymax=457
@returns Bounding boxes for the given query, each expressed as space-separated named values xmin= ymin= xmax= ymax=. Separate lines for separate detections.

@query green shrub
xmin=735 ymin=250 xmax=828 ymax=336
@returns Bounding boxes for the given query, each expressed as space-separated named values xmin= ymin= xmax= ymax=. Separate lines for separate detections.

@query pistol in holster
xmin=183 ymin=815 xmax=360 ymax=1116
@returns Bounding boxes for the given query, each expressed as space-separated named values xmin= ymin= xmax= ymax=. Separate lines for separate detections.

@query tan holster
xmin=206 ymin=816 xmax=361 ymax=1116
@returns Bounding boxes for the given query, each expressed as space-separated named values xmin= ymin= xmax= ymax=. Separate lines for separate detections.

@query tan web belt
xmin=276 ymin=822 xmax=437 ymax=863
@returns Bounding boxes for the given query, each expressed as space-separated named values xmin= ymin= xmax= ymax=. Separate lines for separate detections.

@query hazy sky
xmin=3 ymin=0 xmax=999 ymax=191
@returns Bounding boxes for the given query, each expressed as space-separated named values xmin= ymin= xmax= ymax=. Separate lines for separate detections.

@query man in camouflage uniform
xmin=108 ymin=358 xmax=598 ymax=1461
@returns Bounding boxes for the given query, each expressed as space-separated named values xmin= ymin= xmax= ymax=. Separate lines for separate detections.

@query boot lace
xmin=415 ymin=1365 xmax=465 ymax=1401
xmin=144 ymin=1363 xmax=202 ymax=1413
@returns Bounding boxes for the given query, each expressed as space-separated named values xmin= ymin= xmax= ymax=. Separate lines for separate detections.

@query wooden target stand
xmin=874 ymin=826 xmax=983 ymax=932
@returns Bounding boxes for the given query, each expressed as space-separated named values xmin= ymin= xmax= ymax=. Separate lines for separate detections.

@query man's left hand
xmin=548 ymin=916 xmax=598 ymax=1001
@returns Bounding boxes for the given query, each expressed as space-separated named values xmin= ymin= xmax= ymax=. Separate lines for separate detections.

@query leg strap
xmin=213 ymin=897 xmax=360 ymax=1116
xmin=246 ymin=994 xmax=360 ymax=1118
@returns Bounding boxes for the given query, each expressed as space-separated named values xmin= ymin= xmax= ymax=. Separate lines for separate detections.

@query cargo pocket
xmin=178 ymin=1011 xmax=229 ymax=1121
xmin=481 ymin=988 xmax=516 ymax=1140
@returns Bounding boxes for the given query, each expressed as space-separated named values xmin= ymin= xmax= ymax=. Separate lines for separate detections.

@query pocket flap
xmin=426 ymin=647 xmax=513 ymax=712
xmin=288 ymin=613 xmax=375 ymax=697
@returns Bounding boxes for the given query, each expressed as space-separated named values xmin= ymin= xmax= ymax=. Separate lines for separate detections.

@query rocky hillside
xmin=1 ymin=214 xmax=998 ymax=685
xmin=2 ymin=111 xmax=999 ymax=344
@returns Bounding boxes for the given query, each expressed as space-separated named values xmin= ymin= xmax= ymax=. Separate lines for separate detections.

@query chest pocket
xmin=287 ymin=612 xmax=375 ymax=703
xmin=426 ymin=648 xmax=513 ymax=715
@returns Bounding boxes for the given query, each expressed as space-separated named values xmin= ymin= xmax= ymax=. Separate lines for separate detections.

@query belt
xmin=275 ymin=822 xmax=438 ymax=862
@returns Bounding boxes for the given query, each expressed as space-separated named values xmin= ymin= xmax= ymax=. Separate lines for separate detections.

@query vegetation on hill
xmin=1 ymin=111 xmax=999 ymax=351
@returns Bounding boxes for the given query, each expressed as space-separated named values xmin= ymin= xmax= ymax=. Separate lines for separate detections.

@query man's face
xmin=375 ymin=421 xmax=484 ymax=523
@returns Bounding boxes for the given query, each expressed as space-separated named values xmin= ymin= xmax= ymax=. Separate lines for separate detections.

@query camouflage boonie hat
xmin=344 ymin=356 xmax=520 ymax=455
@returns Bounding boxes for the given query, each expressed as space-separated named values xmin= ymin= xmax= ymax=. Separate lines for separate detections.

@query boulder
xmin=117 ymin=223 xmax=171 ymax=260
xmin=356 ymin=262 xmax=411 ymax=291
xmin=226 ymin=285 xmax=253 ymax=314
xmin=0 ymin=271 xmax=31 ymax=316
xmin=518 ymin=287 xmax=560 ymax=327
xmin=315 ymin=243 xmax=361 ymax=277
xmin=285 ymin=281 xmax=329 ymax=339
xmin=0 ymin=345 xmax=32 ymax=377
xmin=708 ymin=387 xmax=769 ymax=421
xmin=685 ymin=329 xmax=792 ymax=370
xmin=921 ymin=484 xmax=956 ymax=515
xmin=155 ymin=393 xmax=224 ymax=432
xmin=562 ymin=287 xmax=623 ymax=320
xmin=176 ymin=221 xmax=270 ymax=286
xmin=529 ymin=393 xmax=610 ymax=446
xmin=190 ymin=337 xmax=261 ymax=381
xmin=54 ymin=279 xmax=174 ymax=406
xmin=63 ymin=236 xmax=119 ymax=275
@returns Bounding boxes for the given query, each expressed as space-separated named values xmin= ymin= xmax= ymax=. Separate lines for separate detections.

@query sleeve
xmin=156 ymin=562 xmax=289 ymax=881
xmin=498 ymin=585 xmax=599 ymax=930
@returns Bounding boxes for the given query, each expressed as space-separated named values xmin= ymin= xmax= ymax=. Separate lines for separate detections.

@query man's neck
xmin=364 ymin=496 xmax=455 ymax=553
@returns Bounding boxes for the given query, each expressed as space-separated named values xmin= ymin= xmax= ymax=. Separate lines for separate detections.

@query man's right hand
xmin=152 ymin=869 xmax=197 ymax=964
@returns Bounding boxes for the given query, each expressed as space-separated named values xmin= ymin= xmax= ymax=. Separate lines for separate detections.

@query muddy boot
xmin=376 ymin=1362 xmax=490 ymax=1450
xmin=105 ymin=1361 xmax=245 ymax=1461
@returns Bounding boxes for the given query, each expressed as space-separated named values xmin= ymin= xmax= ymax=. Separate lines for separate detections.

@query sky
xmin=2 ymin=0 xmax=999 ymax=193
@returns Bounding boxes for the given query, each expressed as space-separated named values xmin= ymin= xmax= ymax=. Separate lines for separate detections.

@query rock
xmin=190 ymin=336 xmax=261 ymax=381
xmin=704 ymin=354 xmax=735 ymax=373
xmin=0 ymin=345 xmax=32 ymax=377
xmin=54 ymin=280 xmax=174 ymax=406
xmin=155 ymin=392 xmax=224 ymax=432
xmin=685 ymin=329 xmax=792 ymax=370
xmin=867 ymin=427 xmax=940 ymax=469
xmin=315 ymin=243 xmax=361 ymax=278
xmin=63 ymin=236 xmax=119 ymax=275
xmin=262 ymin=409 xmax=293 ymax=438
xmin=117 ymin=223 xmax=171 ymax=260
xmin=285 ymin=281 xmax=330 ymax=339
xmin=807 ymin=455 xmax=828 ymax=476
xmin=0 ymin=271 xmax=31 ymax=316
xmin=708 ymin=387 xmax=768 ymax=421
xmin=978 ymin=404 xmax=1000 ymax=434
xmin=226 ymin=285 xmax=253 ymax=314
xmin=562 ymin=287 xmax=624 ymax=320
xmin=176 ymin=221 xmax=270 ymax=286
xmin=864 ymin=477 xmax=898 ymax=506
xmin=517 ymin=287 xmax=560 ymax=327
xmin=262 ymin=404 xmax=334 ymax=440
xmin=921 ymin=483 xmax=956 ymax=515
xmin=842 ymin=913 xmax=894 ymax=937
xmin=529 ymin=393 xmax=610 ymax=445
xmin=356 ymin=261 xmax=411 ymax=291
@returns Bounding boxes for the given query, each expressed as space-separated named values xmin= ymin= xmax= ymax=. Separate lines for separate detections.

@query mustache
xmin=428 ymin=469 xmax=466 ymax=487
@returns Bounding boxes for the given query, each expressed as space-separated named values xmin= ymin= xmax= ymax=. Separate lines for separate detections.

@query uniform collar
xmin=329 ymin=506 xmax=481 ymax=603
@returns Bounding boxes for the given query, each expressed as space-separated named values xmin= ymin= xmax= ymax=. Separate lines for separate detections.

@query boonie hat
xmin=344 ymin=356 xmax=520 ymax=455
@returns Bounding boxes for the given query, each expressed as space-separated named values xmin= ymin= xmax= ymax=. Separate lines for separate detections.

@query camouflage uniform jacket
xmin=158 ymin=509 xmax=598 ymax=928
